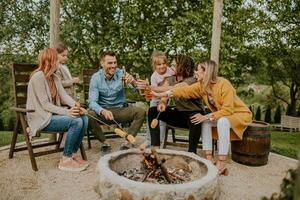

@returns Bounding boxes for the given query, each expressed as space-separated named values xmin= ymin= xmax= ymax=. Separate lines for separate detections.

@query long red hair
xmin=31 ymin=48 xmax=59 ymax=101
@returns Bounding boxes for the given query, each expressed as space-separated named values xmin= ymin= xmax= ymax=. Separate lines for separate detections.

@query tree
xmin=264 ymin=105 xmax=272 ymax=123
xmin=249 ymin=105 xmax=253 ymax=113
xmin=297 ymin=106 xmax=300 ymax=117
xmin=250 ymin=0 xmax=300 ymax=116
xmin=274 ymin=105 xmax=282 ymax=124
xmin=255 ymin=106 xmax=261 ymax=121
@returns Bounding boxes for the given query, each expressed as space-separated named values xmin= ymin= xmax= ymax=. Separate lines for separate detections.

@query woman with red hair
xmin=26 ymin=48 xmax=89 ymax=172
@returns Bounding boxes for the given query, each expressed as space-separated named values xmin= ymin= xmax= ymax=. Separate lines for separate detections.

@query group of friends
xmin=26 ymin=44 xmax=253 ymax=175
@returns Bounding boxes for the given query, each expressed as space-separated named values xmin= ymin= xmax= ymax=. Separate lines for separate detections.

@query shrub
xmin=274 ymin=105 xmax=282 ymax=123
xmin=262 ymin=168 xmax=298 ymax=200
xmin=264 ymin=105 xmax=272 ymax=123
xmin=286 ymin=104 xmax=292 ymax=116
xmin=7 ymin=116 xmax=15 ymax=131
xmin=255 ymin=106 xmax=261 ymax=121
xmin=0 ymin=118 xmax=4 ymax=131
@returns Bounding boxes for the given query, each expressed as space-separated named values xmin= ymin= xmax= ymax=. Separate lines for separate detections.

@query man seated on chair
xmin=88 ymin=50 xmax=145 ymax=151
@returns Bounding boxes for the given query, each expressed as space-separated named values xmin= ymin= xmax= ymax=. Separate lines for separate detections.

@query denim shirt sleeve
xmin=88 ymin=73 xmax=103 ymax=115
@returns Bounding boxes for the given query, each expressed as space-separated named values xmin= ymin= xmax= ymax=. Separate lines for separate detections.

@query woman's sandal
xmin=218 ymin=167 xmax=229 ymax=176
xmin=217 ymin=159 xmax=229 ymax=176
xmin=205 ymin=153 xmax=216 ymax=165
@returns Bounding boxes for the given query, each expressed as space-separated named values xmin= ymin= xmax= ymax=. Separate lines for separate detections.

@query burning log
xmin=119 ymin=148 xmax=193 ymax=184
xmin=150 ymin=148 xmax=172 ymax=183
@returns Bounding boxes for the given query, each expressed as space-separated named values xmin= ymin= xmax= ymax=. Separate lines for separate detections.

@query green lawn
xmin=170 ymin=130 xmax=300 ymax=159
xmin=1 ymin=130 xmax=299 ymax=159
xmin=0 ymin=131 xmax=25 ymax=147
xmin=0 ymin=131 xmax=48 ymax=147
xmin=271 ymin=131 xmax=300 ymax=159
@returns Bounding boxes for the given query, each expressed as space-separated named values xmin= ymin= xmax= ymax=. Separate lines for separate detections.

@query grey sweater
xmin=26 ymin=71 xmax=75 ymax=137
xmin=56 ymin=64 xmax=76 ymax=99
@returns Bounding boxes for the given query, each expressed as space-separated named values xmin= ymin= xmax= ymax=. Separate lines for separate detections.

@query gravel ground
xmin=0 ymin=136 xmax=298 ymax=200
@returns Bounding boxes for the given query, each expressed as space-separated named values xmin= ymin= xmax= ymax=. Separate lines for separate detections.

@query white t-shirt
xmin=150 ymin=67 xmax=175 ymax=86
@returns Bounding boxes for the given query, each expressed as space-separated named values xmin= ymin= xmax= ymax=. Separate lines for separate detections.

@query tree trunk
xmin=50 ymin=0 xmax=60 ymax=48
xmin=210 ymin=0 xmax=223 ymax=65
xmin=49 ymin=0 xmax=60 ymax=142
xmin=288 ymin=83 xmax=298 ymax=116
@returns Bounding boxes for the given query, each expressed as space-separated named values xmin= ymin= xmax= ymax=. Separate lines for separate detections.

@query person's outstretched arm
xmin=172 ymin=82 xmax=203 ymax=99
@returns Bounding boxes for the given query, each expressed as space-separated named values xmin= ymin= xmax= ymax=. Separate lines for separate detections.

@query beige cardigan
xmin=26 ymin=71 xmax=75 ymax=136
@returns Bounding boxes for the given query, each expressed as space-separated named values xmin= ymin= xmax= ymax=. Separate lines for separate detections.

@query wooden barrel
xmin=231 ymin=121 xmax=270 ymax=166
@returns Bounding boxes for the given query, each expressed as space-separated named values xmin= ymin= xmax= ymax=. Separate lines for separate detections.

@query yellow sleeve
xmin=212 ymin=80 xmax=235 ymax=119
xmin=172 ymin=82 xmax=203 ymax=99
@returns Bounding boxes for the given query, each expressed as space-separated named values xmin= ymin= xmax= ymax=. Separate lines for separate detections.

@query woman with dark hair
xmin=146 ymin=54 xmax=206 ymax=154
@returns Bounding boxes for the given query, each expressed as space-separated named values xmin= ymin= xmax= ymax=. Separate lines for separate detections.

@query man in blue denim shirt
xmin=88 ymin=51 xmax=145 ymax=151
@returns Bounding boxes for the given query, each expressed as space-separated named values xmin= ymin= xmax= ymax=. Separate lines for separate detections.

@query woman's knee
xmin=201 ymin=121 xmax=211 ymax=131
xmin=217 ymin=117 xmax=230 ymax=128
xmin=81 ymin=115 xmax=88 ymax=125
xmin=70 ymin=117 xmax=83 ymax=129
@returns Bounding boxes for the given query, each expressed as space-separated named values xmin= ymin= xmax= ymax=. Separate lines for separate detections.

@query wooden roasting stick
xmin=150 ymin=97 xmax=168 ymax=128
xmin=87 ymin=112 xmax=136 ymax=144
xmin=114 ymin=128 xmax=136 ymax=144
xmin=150 ymin=112 xmax=161 ymax=129
xmin=151 ymin=148 xmax=172 ymax=183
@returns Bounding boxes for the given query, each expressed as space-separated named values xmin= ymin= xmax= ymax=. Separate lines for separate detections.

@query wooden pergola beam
xmin=210 ymin=0 xmax=223 ymax=65
xmin=50 ymin=0 xmax=60 ymax=48
xmin=49 ymin=0 xmax=60 ymax=142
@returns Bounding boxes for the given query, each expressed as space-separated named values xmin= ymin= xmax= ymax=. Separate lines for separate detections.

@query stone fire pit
xmin=96 ymin=149 xmax=219 ymax=200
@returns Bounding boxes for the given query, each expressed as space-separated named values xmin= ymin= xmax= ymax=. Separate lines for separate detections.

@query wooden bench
xmin=272 ymin=115 xmax=300 ymax=132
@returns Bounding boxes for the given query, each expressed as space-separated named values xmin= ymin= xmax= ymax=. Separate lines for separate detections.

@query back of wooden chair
xmin=9 ymin=63 xmax=86 ymax=171
xmin=12 ymin=63 xmax=37 ymax=108
xmin=82 ymin=68 xmax=99 ymax=107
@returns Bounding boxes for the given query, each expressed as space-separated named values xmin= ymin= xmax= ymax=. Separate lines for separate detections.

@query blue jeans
xmin=43 ymin=115 xmax=88 ymax=157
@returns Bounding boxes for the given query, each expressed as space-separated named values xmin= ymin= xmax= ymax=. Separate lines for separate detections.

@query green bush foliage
xmin=262 ymin=168 xmax=297 ymax=200
xmin=264 ymin=105 xmax=272 ymax=123
xmin=255 ymin=106 xmax=261 ymax=121
xmin=274 ymin=105 xmax=282 ymax=124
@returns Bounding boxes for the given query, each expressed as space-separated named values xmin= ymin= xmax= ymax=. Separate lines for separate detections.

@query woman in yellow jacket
xmin=154 ymin=60 xmax=252 ymax=175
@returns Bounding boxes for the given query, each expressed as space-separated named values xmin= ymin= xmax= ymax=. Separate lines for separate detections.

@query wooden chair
xmin=82 ymin=68 xmax=120 ymax=149
xmin=9 ymin=63 xmax=87 ymax=171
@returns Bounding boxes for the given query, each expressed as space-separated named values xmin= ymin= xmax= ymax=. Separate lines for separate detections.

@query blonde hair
xmin=198 ymin=60 xmax=218 ymax=91
xmin=150 ymin=51 xmax=167 ymax=71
